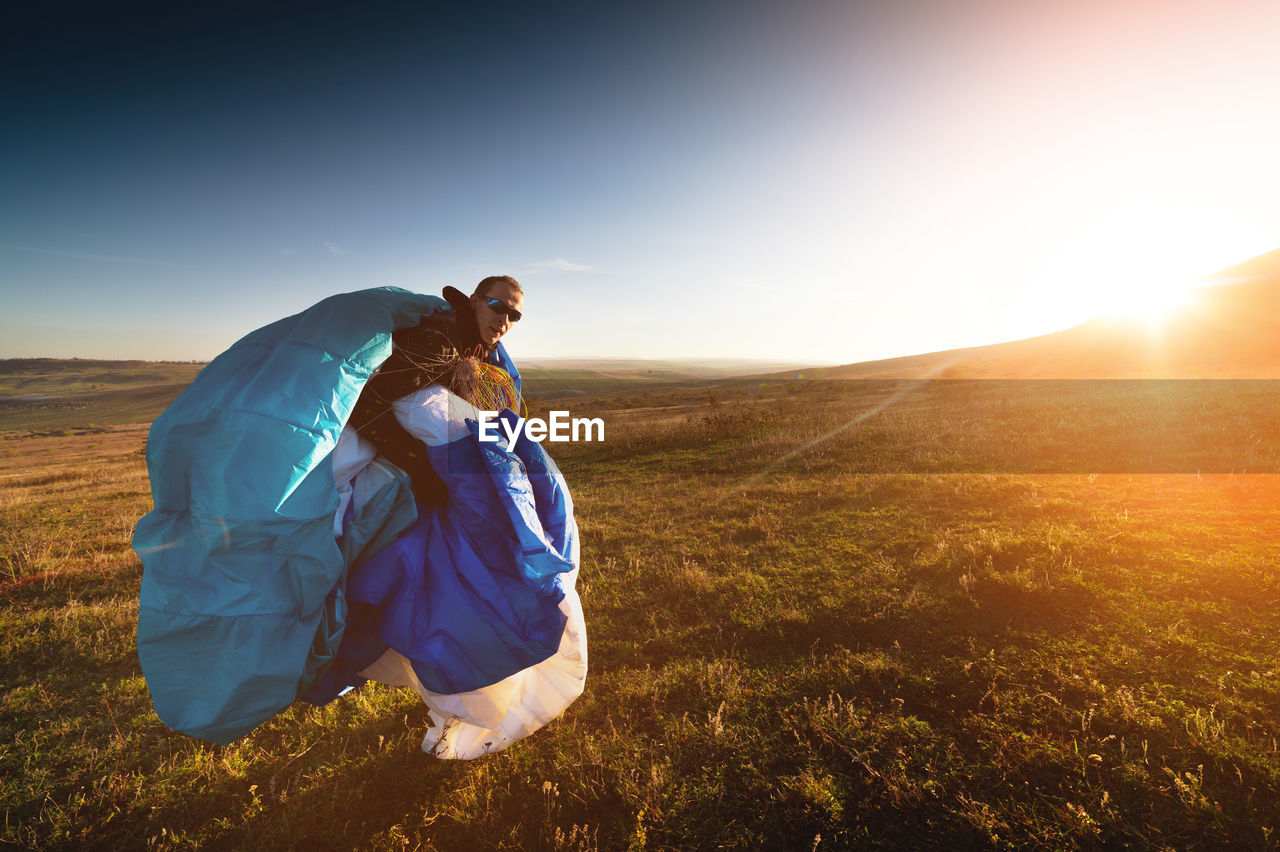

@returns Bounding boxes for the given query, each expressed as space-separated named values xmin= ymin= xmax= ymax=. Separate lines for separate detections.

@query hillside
xmin=808 ymin=248 xmax=1280 ymax=379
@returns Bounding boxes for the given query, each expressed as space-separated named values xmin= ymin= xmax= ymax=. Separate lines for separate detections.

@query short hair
xmin=474 ymin=275 xmax=522 ymax=297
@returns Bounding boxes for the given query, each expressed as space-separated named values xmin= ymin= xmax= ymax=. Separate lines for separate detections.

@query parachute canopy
xmin=135 ymin=288 xmax=448 ymax=742
xmin=133 ymin=287 xmax=578 ymax=752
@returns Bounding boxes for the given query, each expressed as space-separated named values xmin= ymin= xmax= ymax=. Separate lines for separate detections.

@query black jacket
xmin=349 ymin=287 xmax=492 ymax=504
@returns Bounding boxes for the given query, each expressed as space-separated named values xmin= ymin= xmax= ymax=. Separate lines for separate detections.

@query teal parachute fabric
xmin=133 ymin=287 xmax=445 ymax=744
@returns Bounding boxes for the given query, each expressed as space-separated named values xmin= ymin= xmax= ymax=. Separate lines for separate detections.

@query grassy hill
xmin=805 ymin=248 xmax=1280 ymax=379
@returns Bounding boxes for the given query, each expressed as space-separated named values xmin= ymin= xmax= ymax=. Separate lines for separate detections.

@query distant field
xmin=2 ymin=364 xmax=1278 ymax=848
xmin=520 ymin=358 xmax=817 ymax=379
xmin=0 ymin=359 xmax=203 ymax=434
xmin=9 ymin=360 xmax=1273 ymax=476
xmin=541 ymin=378 xmax=1280 ymax=475
xmin=0 ymin=359 xmax=714 ymax=434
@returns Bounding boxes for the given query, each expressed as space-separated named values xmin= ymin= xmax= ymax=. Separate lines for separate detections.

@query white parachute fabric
xmin=358 ymin=587 xmax=587 ymax=759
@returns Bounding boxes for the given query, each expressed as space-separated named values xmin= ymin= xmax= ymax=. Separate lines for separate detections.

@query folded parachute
xmin=133 ymin=287 xmax=585 ymax=756
xmin=310 ymin=390 xmax=586 ymax=758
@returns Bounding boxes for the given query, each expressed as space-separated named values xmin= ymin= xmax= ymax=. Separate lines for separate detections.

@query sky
xmin=3 ymin=0 xmax=1279 ymax=365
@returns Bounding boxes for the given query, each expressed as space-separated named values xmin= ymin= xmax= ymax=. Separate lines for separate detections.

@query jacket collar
xmin=442 ymin=285 xmax=493 ymax=356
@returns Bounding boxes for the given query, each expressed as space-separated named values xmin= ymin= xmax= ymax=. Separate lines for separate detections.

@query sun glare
xmin=1030 ymin=203 xmax=1260 ymax=334
xmin=1102 ymin=274 xmax=1199 ymax=328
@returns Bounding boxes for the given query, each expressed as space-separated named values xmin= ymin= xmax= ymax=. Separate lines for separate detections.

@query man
xmin=136 ymin=278 xmax=582 ymax=754
xmin=471 ymin=275 xmax=523 ymax=348
xmin=316 ymin=274 xmax=584 ymax=759
xmin=350 ymin=275 xmax=524 ymax=503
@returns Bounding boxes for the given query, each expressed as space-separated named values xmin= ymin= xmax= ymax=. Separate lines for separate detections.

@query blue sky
xmin=4 ymin=0 xmax=1280 ymax=364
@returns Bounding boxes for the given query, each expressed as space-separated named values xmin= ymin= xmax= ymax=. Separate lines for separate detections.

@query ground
xmin=2 ymin=370 xmax=1278 ymax=849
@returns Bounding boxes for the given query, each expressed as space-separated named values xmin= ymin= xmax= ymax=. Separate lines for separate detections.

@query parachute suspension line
xmin=450 ymin=355 xmax=522 ymax=414
xmin=350 ymin=344 xmax=523 ymax=435
xmin=347 ymin=402 xmax=399 ymax=434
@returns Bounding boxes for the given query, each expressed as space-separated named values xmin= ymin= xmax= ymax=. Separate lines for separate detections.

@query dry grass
xmin=3 ymin=378 xmax=1279 ymax=849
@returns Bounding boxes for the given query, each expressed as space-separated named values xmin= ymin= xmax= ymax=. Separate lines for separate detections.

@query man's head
xmin=470 ymin=275 xmax=524 ymax=346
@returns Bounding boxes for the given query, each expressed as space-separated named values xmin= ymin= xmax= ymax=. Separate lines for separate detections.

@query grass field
xmin=2 ymin=366 xmax=1278 ymax=849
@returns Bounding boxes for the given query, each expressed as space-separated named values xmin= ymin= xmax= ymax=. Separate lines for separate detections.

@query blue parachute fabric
xmin=133 ymin=288 xmax=446 ymax=744
xmin=471 ymin=408 xmax=576 ymax=596
xmin=306 ymin=407 xmax=578 ymax=700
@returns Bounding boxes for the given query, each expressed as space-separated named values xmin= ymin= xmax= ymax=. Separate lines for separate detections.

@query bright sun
xmin=1101 ymin=273 xmax=1199 ymax=327
xmin=1034 ymin=203 xmax=1250 ymax=332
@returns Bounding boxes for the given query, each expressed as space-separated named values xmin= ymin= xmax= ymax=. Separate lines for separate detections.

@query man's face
xmin=471 ymin=282 xmax=524 ymax=346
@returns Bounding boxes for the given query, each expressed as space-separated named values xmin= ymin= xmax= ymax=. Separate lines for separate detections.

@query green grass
xmin=2 ymin=370 xmax=1278 ymax=849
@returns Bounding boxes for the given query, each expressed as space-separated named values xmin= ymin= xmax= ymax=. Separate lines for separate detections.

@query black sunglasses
xmin=483 ymin=296 xmax=522 ymax=323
